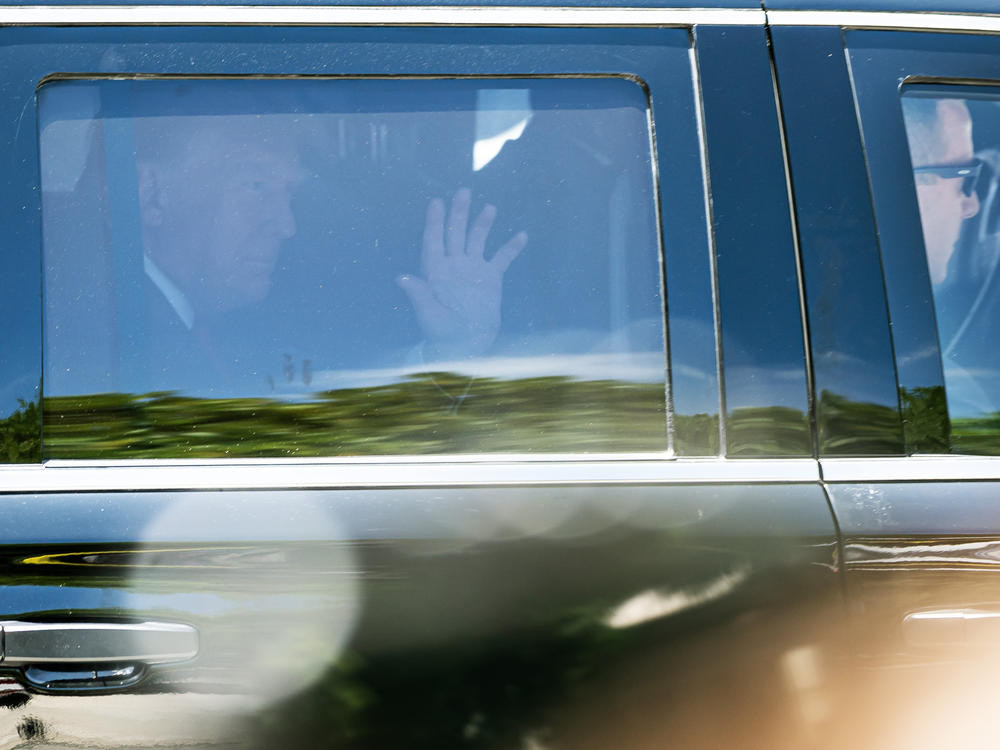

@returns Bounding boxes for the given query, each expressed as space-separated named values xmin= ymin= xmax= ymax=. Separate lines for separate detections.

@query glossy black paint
xmin=695 ymin=25 xmax=811 ymax=456
xmin=0 ymin=36 xmax=41 ymax=452
xmin=9 ymin=3 xmax=1000 ymax=747
xmin=770 ymin=26 xmax=904 ymax=456
xmin=827 ymin=481 xmax=1000 ymax=690
xmin=0 ymin=484 xmax=840 ymax=746
xmin=787 ymin=25 xmax=1000 ymax=746
xmin=829 ymin=480 xmax=1000 ymax=535
xmin=0 ymin=17 xmax=846 ymax=747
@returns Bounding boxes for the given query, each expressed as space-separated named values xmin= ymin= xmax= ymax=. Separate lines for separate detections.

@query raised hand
xmin=397 ymin=188 xmax=526 ymax=360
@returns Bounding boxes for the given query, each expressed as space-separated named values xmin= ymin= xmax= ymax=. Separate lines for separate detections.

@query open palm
xmin=397 ymin=188 xmax=526 ymax=360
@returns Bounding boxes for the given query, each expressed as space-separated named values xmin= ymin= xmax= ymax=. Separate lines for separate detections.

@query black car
xmin=1 ymin=0 xmax=1000 ymax=747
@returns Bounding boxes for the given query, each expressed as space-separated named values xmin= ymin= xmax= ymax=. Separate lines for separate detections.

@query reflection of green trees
xmin=43 ymin=382 xmax=868 ymax=459
xmin=248 ymin=608 xmax=626 ymax=750
xmin=0 ymin=399 xmax=41 ymax=463
xmin=951 ymin=414 xmax=1000 ymax=455
xmin=727 ymin=406 xmax=810 ymax=457
xmin=673 ymin=413 xmax=720 ymax=456
xmin=43 ymin=374 xmax=668 ymax=458
xmin=899 ymin=386 xmax=950 ymax=454
xmin=48 ymin=381 xmax=990 ymax=459
xmin=684 ymin=393 xmax=908 ymax=458
xmin=817 ymin=390 xmax=903 ymax=455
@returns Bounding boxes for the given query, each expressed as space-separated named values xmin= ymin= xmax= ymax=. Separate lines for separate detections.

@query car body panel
xmin=5 ymin=1 xmax=1000 ymax=747
xmin=0 ymin=14 xmax=847 ymax=749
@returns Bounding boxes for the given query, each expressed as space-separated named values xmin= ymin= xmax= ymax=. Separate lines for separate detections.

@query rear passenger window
xmin=40 ymin=77 xmax=670 ymax=457
xmin=901 ymin=86 xmax=1000 ymax=454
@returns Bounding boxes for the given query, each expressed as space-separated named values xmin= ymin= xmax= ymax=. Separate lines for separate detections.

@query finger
xmin=466 ymin=204 xmax=496 ymax=261
xmin=396 ymin=274 xmax=439 ymax=314
xmin=422 ymin=198 xmax=446 ymax=271
xmin=445 ymin=187 xmax=471 ymax=257
xmin=491 ymin=231 xmax=527 ymax=274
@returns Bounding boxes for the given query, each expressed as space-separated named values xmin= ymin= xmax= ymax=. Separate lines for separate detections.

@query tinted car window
xmin=902 ymin=85 xmax=1000 ymax=454
xmin=40 ymin=76 xmax=669 ymax=457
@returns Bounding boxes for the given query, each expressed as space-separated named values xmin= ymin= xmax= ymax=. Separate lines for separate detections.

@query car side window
xmin=39 ymin=76 xmax=671 ymax=458
xmin=901 ymin=86 xmax=1000 ymax=454
xmin=844 ymin=30 xmax=1000 ymax=454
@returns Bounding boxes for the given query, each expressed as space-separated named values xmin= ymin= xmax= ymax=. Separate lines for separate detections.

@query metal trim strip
xmin=0 ymin=621 xmax=199 ymax=665
xmin=689 ymin=42 xmax=727 ymax=455
xmin=821 ymin=457 xmax=1000 ymax=482
xmin=0 ymin=6 xmax=765 ymax=27
xmin=767 ymin=10 xmax=1000 ymax=34
xmin=0 ymin=458 xmax=818 ymax=491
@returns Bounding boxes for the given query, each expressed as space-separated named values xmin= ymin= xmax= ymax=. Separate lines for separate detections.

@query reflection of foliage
xmin=817 ymin=390 xmax=903 ymax=455
xmin=48 ymin=382 xmax=962 ymax=459
xmin=726 ymin=406 xmax=810 ymax=457
xmin=43 ymin=374 xmax=667 ymax=458
xmin=249 ymin=652 xmax=375 ymax=747
xmin=674 ymin=413 xmax=720 ymax=456
xmin=248 ymin=606 xmax=628 ymax=750
xmin=899 ymin=386 xmax=949 ymax=454
xmin=951 ymin=414 xmax=1000 ymax=455
xmin=0 ymin=399 xmax=41 ymax=463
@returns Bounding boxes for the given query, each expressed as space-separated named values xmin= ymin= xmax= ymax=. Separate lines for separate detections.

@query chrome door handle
xmin=0 ymin=620 xmax=198 ymax=693
xmin=0 ymin=620 xmax=198 ymax=665
xmin=903 ymin=608 xmax=1000 ymax=648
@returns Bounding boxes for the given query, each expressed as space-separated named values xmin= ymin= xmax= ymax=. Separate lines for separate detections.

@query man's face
xmin=143 ymin=120 xmax=305 ymax=313
xmin=914 ymin=99 xmax=981 ymax=285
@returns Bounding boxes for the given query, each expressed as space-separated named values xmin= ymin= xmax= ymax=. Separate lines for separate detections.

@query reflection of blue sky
xmin=895 ymin=345 xmax=940 ymax=370
xmin=4 ymin=585 xmax=343 ymax=620
xmin=944 ymin=364 xmax=1000 ymax=418
xmin=4 ymin=585 xmax=239 ymax=618
xmin=725 ymin=365 xmax=815 ymax=411
xmin=815 ymin=349 xmax=905 ymax=408
xmin=671 ymin=365 xmax=719 ymax=416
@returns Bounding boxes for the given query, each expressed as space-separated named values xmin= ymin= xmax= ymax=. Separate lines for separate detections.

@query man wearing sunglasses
xmin=902 ymin=95 xmax=997 ymax=420
xmin=903 ymin=97 xmax=981 ymax=285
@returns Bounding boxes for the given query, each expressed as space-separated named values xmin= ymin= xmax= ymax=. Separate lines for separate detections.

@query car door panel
xmin=0 ymin=9 xmax=842 ymax=748
xmin=773 ymin=15 xmax=1000 ymax=743
xmin=0 ymin=480 xmax=839 ymax=747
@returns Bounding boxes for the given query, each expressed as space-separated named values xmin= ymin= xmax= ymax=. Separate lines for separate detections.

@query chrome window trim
xmin=767 ymin=10 xmax=1000 ymax=34
xmin=0 ymin=458 xmax=818 ymax=492
xmin=0 ymin=5 xmax=765 ymax=27
xmin=689 ymin=43 xmax=728 ymax=453
xmin=821 ymin=457 xmax=1000 ymax=483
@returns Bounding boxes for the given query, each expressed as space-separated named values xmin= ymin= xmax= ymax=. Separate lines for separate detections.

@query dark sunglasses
xmin=913 ymin=158 xmax=983 ymax=197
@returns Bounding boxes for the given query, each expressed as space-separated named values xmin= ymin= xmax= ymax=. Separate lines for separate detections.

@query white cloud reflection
xmin=276 ymin=351 xmax=666 ymax=397
xmin=603 ymin=564 xmax=750 ymax=629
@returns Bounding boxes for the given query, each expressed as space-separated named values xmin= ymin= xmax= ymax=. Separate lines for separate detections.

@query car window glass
xmin=40 ymin=76 xmax=668 ymax=457
xmin=901 ymin=86 xmax=1000 ymax=453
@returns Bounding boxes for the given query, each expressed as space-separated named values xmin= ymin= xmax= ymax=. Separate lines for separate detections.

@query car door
xmin=770 ymin=7 xmax=1000 ymax=744
xmin=0 ymin=5 xmax=840 ymax=748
